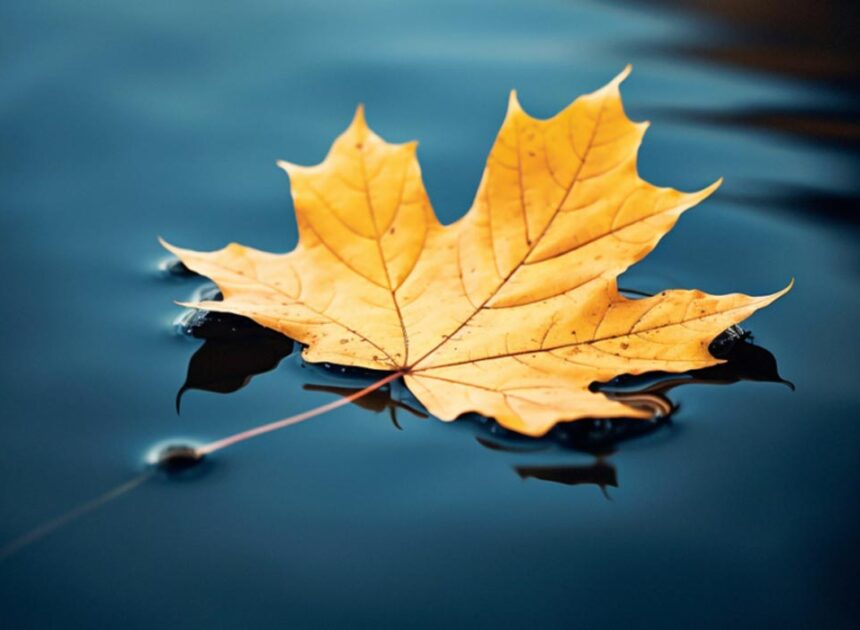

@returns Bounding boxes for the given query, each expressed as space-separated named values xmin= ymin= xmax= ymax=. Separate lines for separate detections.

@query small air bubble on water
xmin=145 ymin=441 xmax=206 ymax=474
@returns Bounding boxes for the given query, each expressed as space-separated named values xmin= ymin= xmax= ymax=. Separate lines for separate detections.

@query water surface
xmin=1 ymin=1 xmax=859 ymax=628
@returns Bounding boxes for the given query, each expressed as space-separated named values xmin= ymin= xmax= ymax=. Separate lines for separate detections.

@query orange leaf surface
xmin=163 ymin=67 xmax=790 ymax=436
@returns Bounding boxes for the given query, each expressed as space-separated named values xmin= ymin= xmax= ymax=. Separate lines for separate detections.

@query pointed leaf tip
xmin=276 ymin=159 xmax=296 ymax=174
xmin=589 ymin=65 xmax=632 ymax=100
xmin=771 ymin=278 xmax=795 ymax=298
xmin=507 ymin=89 xmax=522 ymax=114
xmin=601 ymin=65 xmax=633 ymax=94
xmin=752 ymin=278 xmax=794 ymax=308
xmin=352 ymin=103 xmax=367 ymax=128
xmin=159 ymin=237 xmax=181 ymax=256
xmin=702 ymin=177 xmax=723 ymax=197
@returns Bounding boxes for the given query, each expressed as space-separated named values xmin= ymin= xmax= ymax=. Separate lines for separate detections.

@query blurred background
xmin=1 ymin=1 xmax=858 ymax=628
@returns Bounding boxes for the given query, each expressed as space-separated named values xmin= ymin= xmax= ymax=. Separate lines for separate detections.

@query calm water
xmin=2 ymin=1 xmax=859 ymax=628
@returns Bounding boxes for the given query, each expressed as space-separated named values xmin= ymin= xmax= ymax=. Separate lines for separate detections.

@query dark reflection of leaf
xmin=475 ymin=437 xmax=549 ymax=453
xmin=176 ymin=312 xmax=788 ymax=492
xmin=516 ymin=459 xmax=617 ymax=497
xmin=473 ymin=415 xmax=669 ymax=458
xmin=598 ymin=326 xmax=793 ymax=398
xmin=466 ymin=328 xmax=789 ymax=494
xmin=465 ymin=326 xmax=790 ymax=459
xmin=176 ymin=311 xmax=294 ymax=412
xmin=303 ymin=383 xmax=428 ymax=430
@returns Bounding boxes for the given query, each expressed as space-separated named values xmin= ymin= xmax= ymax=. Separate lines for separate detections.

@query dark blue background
xmin=2 ymin=1 xmax=858 ymax=628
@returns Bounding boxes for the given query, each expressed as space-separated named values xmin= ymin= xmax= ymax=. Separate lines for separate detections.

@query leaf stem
xmin=195 ymin=370 xmax=404 ymax=456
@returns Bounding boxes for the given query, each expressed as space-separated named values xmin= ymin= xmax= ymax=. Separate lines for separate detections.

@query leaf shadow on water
xmin=175 ymin=297 xmax=791 ymax=496
xmin=175 ymin=310 xmax=295 ymax=413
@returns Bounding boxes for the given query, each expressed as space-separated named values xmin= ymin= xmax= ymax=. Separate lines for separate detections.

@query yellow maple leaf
xmin=163 ymin=67 xmax=790 ymax=437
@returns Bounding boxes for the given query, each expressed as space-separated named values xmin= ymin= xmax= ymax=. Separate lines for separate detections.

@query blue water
xmin=2 ymin=1 xmax=859 ymax=628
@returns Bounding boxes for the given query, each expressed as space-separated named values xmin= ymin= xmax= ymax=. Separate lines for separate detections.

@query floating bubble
xmin=145 ymin=440 xmax=206 ymax=474
xmin=155 ymin=444 xmax=204 ymax=472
